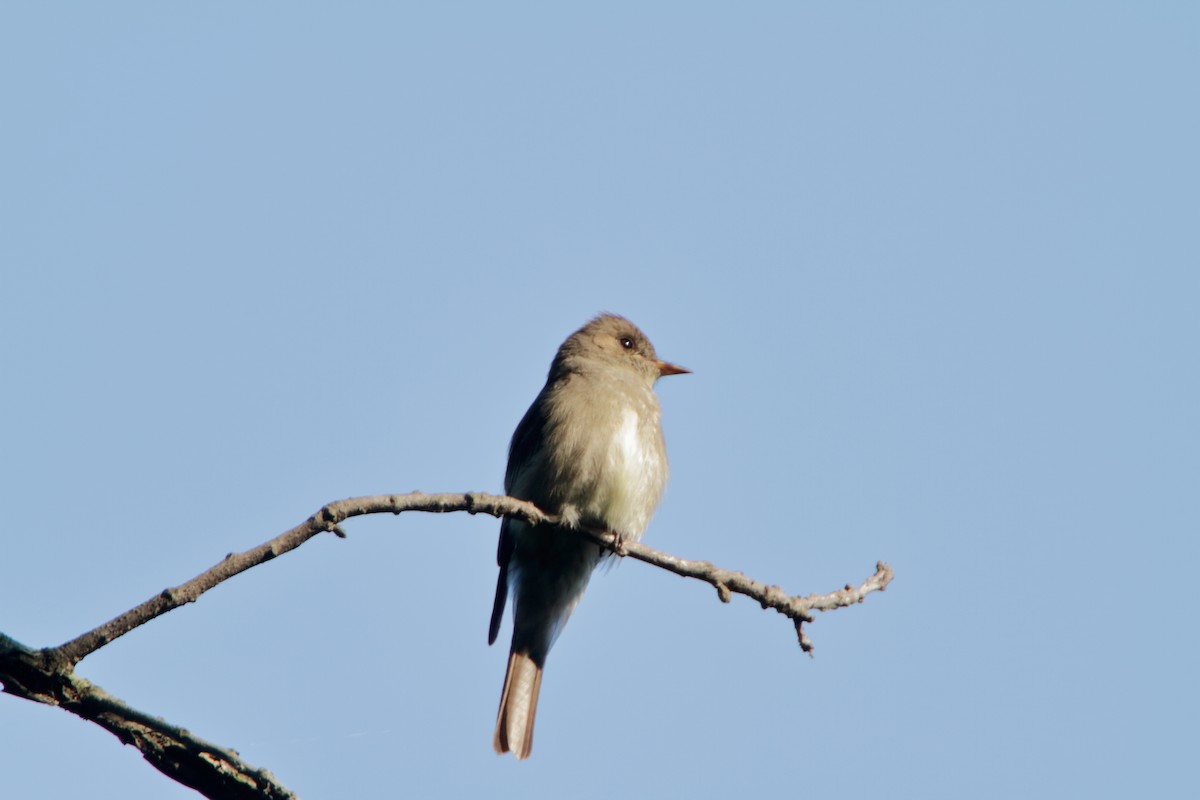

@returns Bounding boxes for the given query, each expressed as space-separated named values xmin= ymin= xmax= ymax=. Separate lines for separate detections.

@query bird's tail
xmin=493 ymin=650 xmax=543 ymax=759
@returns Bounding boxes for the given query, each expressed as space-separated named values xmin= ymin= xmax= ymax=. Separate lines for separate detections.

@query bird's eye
xmin=620 ymin=336 xmax=634 ymax=350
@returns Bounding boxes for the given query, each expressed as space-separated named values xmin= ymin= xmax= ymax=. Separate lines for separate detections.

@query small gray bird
xmin=489 ymin=313 xmax=688 ymax=759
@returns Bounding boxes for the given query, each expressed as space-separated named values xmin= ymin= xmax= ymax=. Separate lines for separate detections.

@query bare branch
xmin=51 ymin=493 xmax=536 ymax=667
xmin=0 ymin=636 xmax=295 ymax=799
xmin=54 ymin=493 xmax=890 ymax=666
xmin=538 ymin=513 xmax=893 ymax=653
xmin=2 ymin=491 xmax=893 ymax=799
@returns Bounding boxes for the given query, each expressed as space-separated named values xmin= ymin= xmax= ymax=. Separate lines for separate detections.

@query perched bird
xmin=488 ymin=313 xmax=688 ymax=759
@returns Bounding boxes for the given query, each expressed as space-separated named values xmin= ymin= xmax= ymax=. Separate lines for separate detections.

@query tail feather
xmin=493 ymin=651 xmax=543 ymax=759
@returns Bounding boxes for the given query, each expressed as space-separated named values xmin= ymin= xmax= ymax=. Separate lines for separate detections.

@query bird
xmin=488 ymin=313 xmax=688 ymax=759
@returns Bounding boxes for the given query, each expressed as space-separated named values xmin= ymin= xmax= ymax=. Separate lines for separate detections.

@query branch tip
xmin=795 ymin=619 xmax=814 ymax=655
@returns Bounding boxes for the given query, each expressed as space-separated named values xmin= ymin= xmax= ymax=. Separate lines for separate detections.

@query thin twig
xmin=54 ymin=493 xmax=890 ymax=666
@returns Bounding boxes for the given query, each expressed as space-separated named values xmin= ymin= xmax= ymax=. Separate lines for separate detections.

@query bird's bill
xmin=656 ymin=360 xmax=691 ymax=377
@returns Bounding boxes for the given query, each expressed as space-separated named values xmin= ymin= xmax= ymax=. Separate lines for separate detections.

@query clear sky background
xmin=2 ymin=4 xmax=1196 ymax=798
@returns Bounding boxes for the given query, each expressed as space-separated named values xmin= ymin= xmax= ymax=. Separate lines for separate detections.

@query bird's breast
xmin=588 ymin=406 xmax=666 ymax=539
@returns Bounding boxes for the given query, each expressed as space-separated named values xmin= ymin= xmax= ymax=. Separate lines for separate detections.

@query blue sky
xmin=2 ymin=4 xmax=1196 ymax=798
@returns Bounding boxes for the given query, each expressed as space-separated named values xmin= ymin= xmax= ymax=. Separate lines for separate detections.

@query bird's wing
xmin=489 ymin=390 xmax=549 ymax=645
xmin=488 ymin=516 xmax=517 ymax=645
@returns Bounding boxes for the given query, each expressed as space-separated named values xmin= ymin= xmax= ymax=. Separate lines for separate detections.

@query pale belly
xmin=587 ymin=407 xmax=665 ymax=539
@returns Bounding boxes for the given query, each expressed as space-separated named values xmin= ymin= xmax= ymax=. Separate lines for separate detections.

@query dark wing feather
xmin=489 ymin=517 xmax=516 ymax=645
xmin=489 ymin=390 xmax=549 ymax=644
